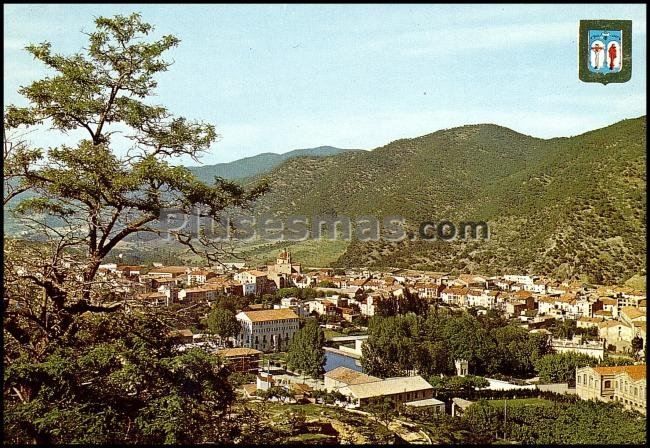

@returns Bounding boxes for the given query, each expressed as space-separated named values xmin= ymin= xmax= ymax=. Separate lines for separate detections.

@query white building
xmin=274 ymin=297 xmax=309 ymax=318
xmin=241 ymin=282 xmax=256 ymax=296
xmin=551 ymin=336 xmax=605 ymax=360
xmin=338 ymin=375 xmax=435 ymax=408
xmin=235 ymin=309 xmax=300 ymax=352
xmin=234 ymin=270 xmax=268 ymax=296
xmin=503 ymin=275 xmax=537 ymax=285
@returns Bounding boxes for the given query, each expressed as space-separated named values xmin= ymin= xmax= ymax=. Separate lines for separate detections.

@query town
xmin=95 ymin=249 xmax=646 ymax=423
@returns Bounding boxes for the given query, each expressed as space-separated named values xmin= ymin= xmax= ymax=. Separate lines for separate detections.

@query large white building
xmin=235 ymin=309 xmax=300 ymax=352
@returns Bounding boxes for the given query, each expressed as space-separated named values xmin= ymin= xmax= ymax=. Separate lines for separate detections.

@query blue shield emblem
xmin=588 ymin=29 xmax=622 ymax=74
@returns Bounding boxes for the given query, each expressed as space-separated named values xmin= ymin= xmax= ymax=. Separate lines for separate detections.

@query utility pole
xmin=503 ymin=398 xmax=507 ymax=440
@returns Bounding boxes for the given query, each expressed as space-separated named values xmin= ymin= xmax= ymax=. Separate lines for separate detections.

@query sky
xmin=4 ymin=4 xmax=647 ymax=165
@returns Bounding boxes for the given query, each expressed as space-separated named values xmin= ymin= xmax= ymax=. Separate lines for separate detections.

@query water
xmin=324 ymin=349 xmax=363 ymax=372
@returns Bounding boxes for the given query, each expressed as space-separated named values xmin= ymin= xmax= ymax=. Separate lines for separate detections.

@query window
xmin=578 ymin=376 xmax=581 ymax=384
xmin=634 ymin=387 xmax=638 ymax=397
xmin=604 ymin=380 xmax=611 ymax=389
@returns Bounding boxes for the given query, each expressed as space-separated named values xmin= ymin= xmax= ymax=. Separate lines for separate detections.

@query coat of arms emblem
xmin=579 ymin=20 xmax=632 ymax=84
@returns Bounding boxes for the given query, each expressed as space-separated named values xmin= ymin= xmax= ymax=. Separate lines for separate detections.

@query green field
xmin=323 ymin=329 xmax=346 ymax=340
xmin=233 ymin=238 xmax=349 ymax=268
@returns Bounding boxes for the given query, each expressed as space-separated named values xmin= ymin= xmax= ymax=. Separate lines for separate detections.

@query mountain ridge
xmin=247 ymin=116 xmax=646 ymax=284
xmin=187 ymin=145 xmax=362 ymax=182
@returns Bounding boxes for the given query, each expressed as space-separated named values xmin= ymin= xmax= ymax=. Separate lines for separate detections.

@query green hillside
xmin=187 ymin=146 xmax=361 ymax=182
xmin=250 ymin=117 xmax=646 ymax=285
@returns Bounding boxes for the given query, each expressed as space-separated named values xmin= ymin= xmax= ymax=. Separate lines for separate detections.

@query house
xmin=117 ymin=265 xmax=144 ymax=279
xmin=340 ymin=307 xmax=359 ymax=322
xmin=504 ymin=298 xmax=528 ymax=317
xmin=148 ymin=266 xmax=190 ymax=278
xmin=620 ymin=306 xmax=646 ymax=327
xmin=403 ymin=397 xmax=446 ymax=413
xmin=576 ymin=364 xmax=646 ymax=415
xmin=577 ymin=316 xmax=605 ymax=329
xmin=575 ymin=298 xmax=604 ymax=319
xmin=614 ymin=294 xmax=645 ymax=317
xmin=234 ymin=270 xmax=269 ymax=296
xmin=526 ymin=279 xmax=548 ymax=294
xmin=598 ymin=320 xmax=635 ymax=352
xmin=136 ymin=291 xmax=171 ymax=307
xmin=513 ymin=290 xmax=536 ymax=308
xmin=150 ymin=276 xmax=178 ymax=290
xmin=495 ymin=279 xmax=515 ymax=291
xmin=466 ymin=289 xmax=484 ymax=308
xmin=612 ymin=365 xmax=647 ymax=415
xmin=412 ymin=282 xmax=444 ymax=301
xmin=338 ymin=375 xmax=435 ymax=408
xmin=274 ymin=297 xmax=309 ymax=318
xmin=216 ymin=347 xmax=262 ymax=373
xmin=593 ymin=309 xmax=613 ymax=319
xmin=503 ymin=274 xmax=537 ymax=285
xmin=551 ymin=336 xmax=605 ymax=360
xmin=187 ymin=269 xmax=216 ymax=286
xmin=98 ymin=263 xmax=118 ymax=273
xmin=292 ymin=273 xmax=315 ymax=289
xmin=598 ymin=297 xmax=618 ymax=317
xmin=359 ymin=294 xmax=384 ymax=317
xmin=440 ymin=287 xmax=469 ymax=306
xmin=455 ymin=274 xmax=488 ymax=289
xmin=324 ymin=366 xmax=381 ymax=392
xmin=178 ymin=284 xmax=222 ymax=303
xmin=235 ymin=309 xmax=300 ymax=352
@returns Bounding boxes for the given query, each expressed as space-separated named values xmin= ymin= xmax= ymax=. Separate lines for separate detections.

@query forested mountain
xmin=187 ymin=146 xmax=361 ymax=182
xmin=250 ymin=117 xmax=646 ymax=284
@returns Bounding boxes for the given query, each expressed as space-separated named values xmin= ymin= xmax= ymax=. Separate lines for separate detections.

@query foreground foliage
xmin=463 ymin=398 xmax=646 ymax=444
xmin=3 ymin=312 xmax=237 ymax=444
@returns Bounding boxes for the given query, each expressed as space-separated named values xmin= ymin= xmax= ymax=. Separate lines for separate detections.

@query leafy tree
xmin=286 ymin=319 xmax=325 ymax=378
xmin=3 ymin=12 xmax=267 ymax=350
xmin=259 ymin=386 xmax=293 ymax=403
xmin=534 ymin=352 xmax=599 ymax=386
xmin=3 ymin=312 xmax=236 ymax=444
xmin=3 ymin=13 xmax=268 ymax=445
xmin=552 ymin=319 xmax=577 ymax=340
xmin=206 ymin=307 xmax=242 ymax=340
xmin=367 ymin=397 xmax=396 ymax=428
xmin=462 ymin=400 xmax=502 ymax=440
xmin=442 ymin=314 xmax=496 ymax=375
xmin=416 ymin=340 xmax=454 ymax=376
xmin=361 ymin=314 xmax=419 ymax=377
xmin=490 ymin=325 xmax=550 ymax=377
xmin=631 ymin=335 xmax=643 ymax=358
xmin=212 ymin=295 xmax=245 ymax=313
xmin=375 ymin=295 xmax=399 ymax=317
